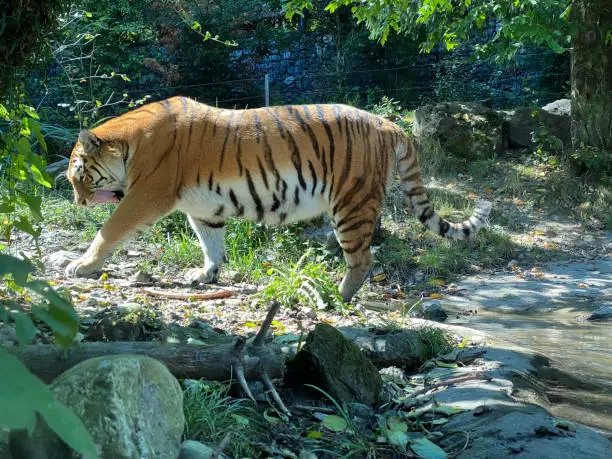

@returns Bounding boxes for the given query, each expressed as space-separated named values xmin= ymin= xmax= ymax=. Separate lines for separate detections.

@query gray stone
xmin=178 ymin=440 xmax=222 ymax=459
xmin=34 ymin=355 xmax=184 ymax=459
xmin=413 ymin=102 xmax=503 ymax=159
xmin=587 ymin=304 xmax=612 ymax=321
xmin=45 ymin=250 xmax=79 ymax=269
xmin=505 ymin=99 xmax=571 ymax=149
xmin=421 ymin=300 xmax=448 ymax=322
xmin=290 ymin=323 xmax=382 ymax=405
xmin=130 ymin=270 xmax=152 ymax=283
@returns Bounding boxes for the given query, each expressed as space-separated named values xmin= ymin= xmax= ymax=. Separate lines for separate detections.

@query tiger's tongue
xmin=91 ymin=191 xmax=119 ymax=204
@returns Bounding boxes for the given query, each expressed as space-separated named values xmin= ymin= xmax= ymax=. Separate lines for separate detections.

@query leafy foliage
xmin=0 ymin=255 xmax=97 ymax=457
xmin=285 ymin=1 xmax=573 ymax=60
xmin=0 ymin=101 xmax=53 ymax=245
xmin=256 ymin=249 xmax=344 ymax=310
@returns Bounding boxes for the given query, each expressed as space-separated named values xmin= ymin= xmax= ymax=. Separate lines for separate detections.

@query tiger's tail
xmin=396 ymin=136 xmax=492 ymax=240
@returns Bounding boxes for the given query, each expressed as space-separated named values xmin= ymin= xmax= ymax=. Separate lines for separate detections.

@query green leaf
xmin=22 ymin=194 xmax=43 ymax=221
xmin=433 ymin=404 xmax=464 ymax=416
xmin=322 ymin=415 xmax=348 ymax=432
xmin=0 ymin=254 xmax=34 ymax=284
xmin=388 ymin=415 xmax=408 ymax=432
xmin=410 ymin=436 xmax=448 ymax=459
xmin=387 ymin=429 xmax=409 ymax=448
xmin=12 ymin=311 xmax=38 ymax=345
xmin=231 ymin=414 xmax=249 ymax=426
xmin=0 ymin=348 xmax=99 ymax=458
xmin=306 ymin=430 xmax=323 ymax=439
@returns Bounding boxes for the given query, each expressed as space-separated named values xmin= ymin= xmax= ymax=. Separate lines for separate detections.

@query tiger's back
xmin=66 ymin=96 xmax=490 ymax=301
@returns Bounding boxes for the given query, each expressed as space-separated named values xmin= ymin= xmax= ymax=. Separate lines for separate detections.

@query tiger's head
xmin=67 ymin=130 xmax=127 ymax=207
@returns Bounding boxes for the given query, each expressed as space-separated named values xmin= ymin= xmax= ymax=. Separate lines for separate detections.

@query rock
xmin=421 ymin=300 xmax=448 ymax=322
xmin=505 ymin=99 xmax=571 ymax=149
xmin=301 ymin=307 xmax=317 ymax=320
xmin=0 ymin=323 xmax=18 ymax=348
xmin=413 ymin=102 xmax=503 ymax=159
xmin=288 ymin=323 xmax=382 ymax=405
xmin=130 ymin=270 xmax=152 ymax=283
xmin=178 ymin=440 xmax=224 ymax=459
xmin=587 ymin=305 xmax=612 ymax=321
xmin=45 ymin=250 xmax=79 ymax=269
xmin=86 ymin=307 xmax=160 ymax=341
xmin=507 ymin=259 xmax=519 ymax=270
xmin=34 ymin=355 xmax=184 ymax=459
xmin=231 ymin=271 xmax=245 ymax=283
xmin=379 ymin=366 xmax=407 ymax=382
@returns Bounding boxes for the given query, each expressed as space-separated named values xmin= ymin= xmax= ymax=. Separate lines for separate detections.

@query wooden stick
xmin=141 ymin=288 xmax=233 ymax=300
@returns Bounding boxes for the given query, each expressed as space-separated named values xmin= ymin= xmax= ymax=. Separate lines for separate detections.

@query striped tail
xmin=397 ymin=137 xmax=491 ymax=240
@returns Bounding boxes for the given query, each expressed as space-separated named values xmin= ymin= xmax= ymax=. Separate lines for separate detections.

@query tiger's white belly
xmin=176 ymin=176 xmax=329 ymax=225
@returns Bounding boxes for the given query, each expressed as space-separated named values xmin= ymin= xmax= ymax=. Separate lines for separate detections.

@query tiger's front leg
xmin=184 ymin=215 xmax=226 ymax=284
xmin=65 ymin=195 xmax=172 ymax=277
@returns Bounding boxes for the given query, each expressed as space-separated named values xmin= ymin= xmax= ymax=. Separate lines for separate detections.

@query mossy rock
xmin=33 ymin=355 xmax=184 ymax=458
xmin=413 ymin=102 xmax=504 ymax=159
xmin=288 ymin=323 xmax=382 ymax=406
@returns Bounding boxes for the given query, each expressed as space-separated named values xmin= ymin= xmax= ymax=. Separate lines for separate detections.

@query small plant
xmin=183 ymin=380 xmax=261 ymax=458
xmin=256 ymin=249 xmax=343 ymax=310
xmin=531 ymin=120 xmax=563 ymax=164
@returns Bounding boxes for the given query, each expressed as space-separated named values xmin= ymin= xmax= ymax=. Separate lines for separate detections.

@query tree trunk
xmin=570 ymin=0 xmax=612 ymax=154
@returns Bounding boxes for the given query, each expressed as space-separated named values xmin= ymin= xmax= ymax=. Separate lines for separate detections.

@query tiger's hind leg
xmin=333 ymin=212 xmax=378 ymax=303
xmin=184 ymin=215 xmax=226 ymax=284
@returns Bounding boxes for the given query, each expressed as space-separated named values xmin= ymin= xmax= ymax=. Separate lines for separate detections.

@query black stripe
xmin=332 ymin=105 xmax=343 ymax=135
xmin=341 ymin=218 xmax=371 ymax=233
xmin=419 ymin=208 xmax=435 ymax=223
xmin=308 ymin=160 xmax=317 ymax=196
xmin=218 ymin=111 xmax=235 ymax=170
xmin=200 ymin=220 xmax=225 ymax=228
xmin=320 ymin=146 xmax=328 ymax=195
xmin=216 ymin=184 xmax=222 ymax=195
xmin=290 ymin=106 xmax=320 ymax=159
xmin=246 ymin=169 xmax=264 ymax=221
xmin=257 ymin=157 xmax=269 ymax=190
xmin=208 ymin=172 xmax=213 ymax=190
xmin=214 ymin=205 xmax=225 ymax=217
xmin=271 ymin=193 xmax=280 ymax=211
xmin=261 ymin=126 xmax=282 ymax=191
xmin=317 ymin=105 xmax=335 ymax=171
xmin=212 ymin=109 xmax=222 ymax=136
xmin=279 ymin=212 xmax=287 ymax=223
xmin=334 ymin=121 xmax=353 ymax=199
xmin=199 ymin=106 xmax=212 ymax=146
xmin=159 ymin=99 xmax=172 ymax=114
xmin=253 ymin=111 xmax=262 ymax=144
xmin=294 ymin=186 xmax=300 ymax=206
xmin=265 ymin=107 xmax=286 ymax=139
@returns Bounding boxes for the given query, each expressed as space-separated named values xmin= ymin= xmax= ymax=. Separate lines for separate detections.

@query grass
xmin=182 ymin=380 xmax=262 ymax=458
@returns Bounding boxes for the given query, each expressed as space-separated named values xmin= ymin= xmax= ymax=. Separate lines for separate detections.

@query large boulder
xmin=287 ymin=323 xmax=382 ymax=405
xmin=505 ymin=98 xmax=571 ymax=149
xmin=413 ymin=102 xmax=504 ymax=159
xmin=34 ymin=355 xmax=184 ymax=459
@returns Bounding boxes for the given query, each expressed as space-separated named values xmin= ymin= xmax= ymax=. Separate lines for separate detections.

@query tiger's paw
xmin=65 ymin=257 xmax=103 ymax=278
xmin=185 ymin=266 xmax=220 ymax=284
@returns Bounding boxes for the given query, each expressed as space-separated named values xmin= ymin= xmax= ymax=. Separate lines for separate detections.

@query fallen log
xmin=15 ymin=327 xmax=430 ymax=383
xmin=15 ymin=339 xmax=284 ymax=383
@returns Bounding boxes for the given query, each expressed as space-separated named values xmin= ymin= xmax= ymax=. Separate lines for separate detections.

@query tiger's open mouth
xmin=91 ymin=190 xmax=125 ymax=204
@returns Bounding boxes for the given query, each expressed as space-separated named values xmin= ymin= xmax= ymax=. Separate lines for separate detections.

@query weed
xmin=183 ymin=380 xmax=261 ymax=458
xmin=255 ymin=249 xmax=344 ymax=310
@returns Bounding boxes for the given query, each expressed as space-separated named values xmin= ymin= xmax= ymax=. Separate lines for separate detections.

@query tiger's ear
xmin=78 ymin=130 xmax=102 ymax=156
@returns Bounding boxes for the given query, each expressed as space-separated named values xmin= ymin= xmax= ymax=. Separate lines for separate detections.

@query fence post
xmin=264 ymin=74 xmax=270 ymax=107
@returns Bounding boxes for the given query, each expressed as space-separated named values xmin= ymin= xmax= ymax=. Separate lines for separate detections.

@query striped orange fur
xmin=66 ymin=96 xmax=491 ymax=301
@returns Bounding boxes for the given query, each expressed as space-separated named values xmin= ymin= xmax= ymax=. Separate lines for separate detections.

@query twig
xmin=293 ymin=404 xmax=336 ymax=414
xmin=141 ymin=288 xmax=233 ymax=300
xmin=252 ymin=301 xmax=281 ymax=347
xmin=210 ymin=432 xmax=231 ymax=459
xmin=405 ymin=372 xmax=491 ymax=400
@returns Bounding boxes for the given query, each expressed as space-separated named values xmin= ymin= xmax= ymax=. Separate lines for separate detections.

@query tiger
xmin=65 ymin=96 xmax=491 ymax=302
